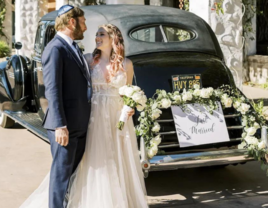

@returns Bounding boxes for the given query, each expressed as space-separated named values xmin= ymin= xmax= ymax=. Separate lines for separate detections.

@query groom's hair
xmin=55 ymin=7 xmax=84 ymax=31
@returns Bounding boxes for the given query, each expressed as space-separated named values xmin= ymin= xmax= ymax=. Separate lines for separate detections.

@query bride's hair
xmin=92 ymin=24 xmax=125 ymax=81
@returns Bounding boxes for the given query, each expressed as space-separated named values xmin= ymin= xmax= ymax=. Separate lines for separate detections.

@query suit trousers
xmin=47 ymin=128 xmax=87 ymax=208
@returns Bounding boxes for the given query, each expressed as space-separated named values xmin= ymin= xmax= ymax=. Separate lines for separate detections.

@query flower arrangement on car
xmin=135 ymin=84 xmax=268 ymax=175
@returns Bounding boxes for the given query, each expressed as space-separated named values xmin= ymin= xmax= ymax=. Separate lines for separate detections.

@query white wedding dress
xmin=20 ymin=61 xmax=148 ymax=208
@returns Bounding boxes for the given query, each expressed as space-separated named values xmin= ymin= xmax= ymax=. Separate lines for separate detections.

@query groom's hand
xmin=55 ymin=127 xmax=69 ymax=146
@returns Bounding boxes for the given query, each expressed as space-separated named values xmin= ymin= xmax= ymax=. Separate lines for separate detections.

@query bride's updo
xmin=92 ymin=24 xmax=125 ymax=81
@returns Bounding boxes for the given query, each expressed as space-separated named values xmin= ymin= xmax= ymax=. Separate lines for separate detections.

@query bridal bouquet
xmin=117 ymin=85 xmax=147 ymax=130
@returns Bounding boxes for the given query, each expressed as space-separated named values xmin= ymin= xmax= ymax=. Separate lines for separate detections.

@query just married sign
xmin=171 ymin=102 xmax=230 ymax=148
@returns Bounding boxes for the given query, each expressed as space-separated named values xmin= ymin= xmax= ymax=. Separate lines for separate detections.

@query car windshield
xmin=131 ymin=25 xmax=194 ymax=43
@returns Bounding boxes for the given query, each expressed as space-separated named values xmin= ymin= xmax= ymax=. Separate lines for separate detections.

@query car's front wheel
xmin=0 ymin=110 xmax=14 ymax=128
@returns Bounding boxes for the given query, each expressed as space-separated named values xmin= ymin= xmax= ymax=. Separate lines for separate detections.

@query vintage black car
xmin=0 ymin=5 xmax=252 ymax=177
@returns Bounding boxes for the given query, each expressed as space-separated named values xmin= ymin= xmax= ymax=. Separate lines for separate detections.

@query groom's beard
xmin=73 ymin=21 xmax=84 ymax=40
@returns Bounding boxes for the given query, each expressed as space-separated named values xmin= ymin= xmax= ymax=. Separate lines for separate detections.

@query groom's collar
xmin=57 ymin=31 xmax=74 ymax=47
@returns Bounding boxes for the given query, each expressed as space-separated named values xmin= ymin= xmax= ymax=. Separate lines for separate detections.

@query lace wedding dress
xmin=20 ymin=61 xmax=148 ymax=208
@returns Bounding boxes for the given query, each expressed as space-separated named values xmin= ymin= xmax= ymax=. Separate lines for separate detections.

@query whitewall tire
xmin=0 ymin=110 xmax=15 ymax=128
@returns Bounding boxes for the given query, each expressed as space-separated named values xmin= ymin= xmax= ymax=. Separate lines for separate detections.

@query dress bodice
xmin=91 ymin=62 xmax=127 ymax=96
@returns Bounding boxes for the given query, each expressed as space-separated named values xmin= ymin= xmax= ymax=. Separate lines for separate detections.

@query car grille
xmin=155 ymin=107 xmax=242 ymax=154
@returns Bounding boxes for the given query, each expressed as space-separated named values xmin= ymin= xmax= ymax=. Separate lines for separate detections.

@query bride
xmin=20 ymin=24 xmax=148 ymax=208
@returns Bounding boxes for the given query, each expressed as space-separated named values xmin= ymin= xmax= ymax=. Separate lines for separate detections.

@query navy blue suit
xmin=42 ymin=35 xmax=91 ymax=208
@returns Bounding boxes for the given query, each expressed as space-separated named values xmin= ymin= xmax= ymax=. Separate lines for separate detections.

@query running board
xmin=3 ymin=110 xmax=49 ymax=143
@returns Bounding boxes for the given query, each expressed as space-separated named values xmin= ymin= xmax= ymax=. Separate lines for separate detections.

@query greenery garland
xmin=136 ymin=85 xmax=268 ymax=175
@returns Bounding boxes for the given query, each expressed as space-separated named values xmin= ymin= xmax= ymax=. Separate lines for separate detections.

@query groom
xmin=42 ymin=5 xmax=91 ymax=208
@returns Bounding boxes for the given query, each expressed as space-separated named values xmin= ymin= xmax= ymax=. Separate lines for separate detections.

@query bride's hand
xmin=127 ymin=108 xmax=135 ymax=119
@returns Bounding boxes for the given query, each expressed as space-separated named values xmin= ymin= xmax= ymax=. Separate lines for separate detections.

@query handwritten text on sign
xmin=171 ymin=103 xmax=230 ymax=148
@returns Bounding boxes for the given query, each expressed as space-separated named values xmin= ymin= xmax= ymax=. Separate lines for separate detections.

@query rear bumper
xmin=149 ymin=149 xmax=253 ymax=171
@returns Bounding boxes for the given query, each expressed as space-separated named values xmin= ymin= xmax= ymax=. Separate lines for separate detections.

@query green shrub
xmin=0 ymin=41 xmax=10 ymax=58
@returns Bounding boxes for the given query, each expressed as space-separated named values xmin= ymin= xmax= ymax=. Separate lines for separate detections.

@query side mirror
xmin=14 ymin=42 xmax=22 ymax=50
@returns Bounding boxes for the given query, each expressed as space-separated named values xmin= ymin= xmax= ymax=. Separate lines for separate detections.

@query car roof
xmin=41 ymin=5 xmax=223 ymax=59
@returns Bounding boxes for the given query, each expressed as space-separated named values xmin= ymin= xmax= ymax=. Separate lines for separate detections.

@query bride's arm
xmin=125 ymin=58 xmax=134 ymax=85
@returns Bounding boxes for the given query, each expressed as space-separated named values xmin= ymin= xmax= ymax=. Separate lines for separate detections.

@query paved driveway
xmin=0 ymin=124 xmax=268 ymax=208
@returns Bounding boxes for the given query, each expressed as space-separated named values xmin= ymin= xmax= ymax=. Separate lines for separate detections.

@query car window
xmin=34 ymin=22 xmax=46 ymax=54
xmin=44 ymin=25 xmax=56 ymax=47
xmin=131 ymin=25 xmax=194 ymax=43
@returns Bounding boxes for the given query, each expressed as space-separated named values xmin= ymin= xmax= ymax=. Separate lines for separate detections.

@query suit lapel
xmin=55 ymin=35 xmax=89 ymax=82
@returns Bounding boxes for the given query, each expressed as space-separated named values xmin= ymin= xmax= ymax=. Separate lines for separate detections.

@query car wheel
xmin=0 ymin=110 xmax=15 ymax=128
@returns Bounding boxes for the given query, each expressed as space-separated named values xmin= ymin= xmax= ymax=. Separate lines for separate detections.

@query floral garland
xmin=136 ymin=85 xmax=268 ymax=175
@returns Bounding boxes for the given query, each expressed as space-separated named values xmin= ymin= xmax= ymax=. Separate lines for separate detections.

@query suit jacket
xmin=41 ymin=35 xmax=91 ymax=130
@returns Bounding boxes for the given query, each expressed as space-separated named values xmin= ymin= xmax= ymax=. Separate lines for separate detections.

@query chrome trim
xmin=149 ymin=149 xmax=253 ymax=171
xmin=227 ymin=126 xmax=243 ymax=130
xmin=156 ymin=119 xmax=173 ymax=123
xmin=224 ymin=114 xmax=240 ymax=118
xmin=157 ymin=131 xmax=176 ymax=135
xmin=140 ymin=137 xmax=150 ymax=170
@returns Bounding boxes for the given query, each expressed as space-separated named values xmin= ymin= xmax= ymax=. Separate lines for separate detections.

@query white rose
xmin=253 ymin=122 xmax=260 ymax=129
xmin=193 ymin=84 xmax=200 ymax=90
xmin=238 ymin=103 xmax=250 ymax=114
xmin=242 ymin=117 xmax=247 ymax=126
xmin=133 ymin=86 xmax=141 ymax=91
xmin=246 ymin=127 xmax=257 ymax=136
xmin=241 ymin=96 xmax=245 ymax=101
xmin=224 ymin=98 xmax=232 ymax=108
xmin=200 ymin=89 xmax=210 ymax=98
xmin=193 ymin=89 xmax=201 ymax=96
xmin=214 ymin=90 xmax=222 ymax=97
xmin=132 ymin=92 xmax=143 ymax=103
xmin=125 ymin=87 xmax=134 ymax=97
xmin=152 ymin=122 xmax=161 ymax=132
xmin=238 ymin=141 xmax=247 ymax=149
xmin=242 ymin=132 xmax=247 ymax=138
xmin=140 ymin=112 xmax=145 ymax=117
xmin=249 ymin=116 xmax=255 ymax=121
xmin=233 ymin=101 xmax=241 ymax=109
xmin=245 ymin=136 xmax=258 ymax=145
xmin=152 ymin=109 xmax=162 ymax=120
xmin=258 ymin=141 xmax=266 ymax=150
xmin=207 ymin=87 xmax=214 ymax=96
xmin=161 ymin=98 xmax=171 ymax=109
xmin=147 ymin=147 xmax=157 ymax=158
xmin=182 ymin=91 xmax=193 ymax=101
xmin=150 ymin=134 xmax=162 ymax=145
xmin=119 ymin=85 xmax=127 ymax=96
xmin=173 ymin=95 xmax=181 ymax=102
xmin=161 ymin=90 xmax=167 ymax=96
xmin=136 ymin=104 xmax=145 ymax=112
xmin=152 ymin=102 xmax=158 ymax=110
xmin=221 ymin=93 xmax=229 ymax=100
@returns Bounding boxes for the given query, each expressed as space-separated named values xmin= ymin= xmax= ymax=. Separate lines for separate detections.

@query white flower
xmin=152 ymin=102 xmax=158 ymax=110
xmin=147 ymin=144 xmax=158 ymax=158
xmin=238 ymin=141 xmax=247 ymax=149
xmin=125 ymin=87 xmax=134 ymax=97
xmin=249 ymin=116 xmax=255 ymax=121
xmin=132 ymin=92 xmax=143 ymax=103
xmin=258 ymin=141 xmax=266 ymax=150
xmin=173 ymin=95 xmax=181 ymax=102
xmin=238 ymin=103 xmax=250 ymax=114
xmin=246 ymin=127 xmax=257 ymax=136
xmin=253 ymin=122 xmax=260 ymax=129
xmin=241 ymin=96 xmax=245 ymax=101
xmin=233 ymin=101 xmax=241 ymax=109
xmin=150 ymin=134 xmax=162 ymax=145
xmin=223 ymin=98 xmax=232 ymax=108
xmin=193 ymin=84 xmax=200 ymax=90
xmin=242 ymin=132 xmax=247 ymax=138
xmin=140 ymin=95 xmax=147 ymax=105
xmin=242 ymin=117 xmax=247 ymax=126
xmin=152 ymin=109 xmax=162 ymax=120
xmin=133 ymin=86 xmax=141 ymax=91
xmin=207 ymin=87 xmax=214 ymax=96
xmin=119 ymin=85 xmax=128 ymax=96
xmin=140 ymin=112 xmax=145 ymax=117
xmin=161 ymin=90 xmax=167 ymax=96
xmin=182 ymin=91 xmax=193 ymax=101
xmin=193 ymin=89 xmax=201 ymax=96
xmin=214 ymin=90 xmax=222 ymax=97
xmin=245 ymin=136 xmax=259 ymax=145
xmin=161 ymin=98 xmax=171 ymax=109
xmin=200 ymin=89 xmax=210 ymax=98
xmin=136 ymin=104 xmax=145 ymax=112
xmin=221 ymin=93 xmax=229 ymax=100
xmin=152 ymin=122 xmax=161 ymax=132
